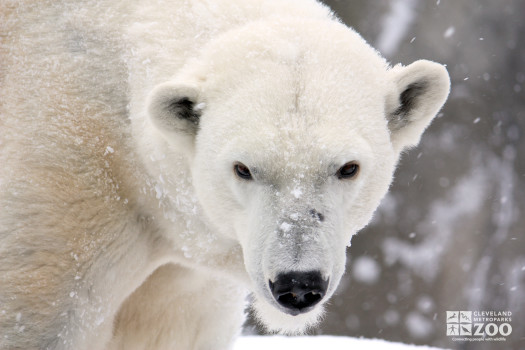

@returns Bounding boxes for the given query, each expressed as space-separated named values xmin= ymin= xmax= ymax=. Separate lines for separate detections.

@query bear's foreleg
xmin=109 ymin=263 xmax=247 ymax=350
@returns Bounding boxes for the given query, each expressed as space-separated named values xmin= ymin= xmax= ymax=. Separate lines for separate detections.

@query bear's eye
xmin=234 ymin=162 xmax=253 ymax=180
xmin=336 ymin=162 xmax=360 ymax=180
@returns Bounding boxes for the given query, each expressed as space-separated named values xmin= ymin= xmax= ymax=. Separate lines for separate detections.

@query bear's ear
xmin=385 ymin=60 xmax=450 ymax=152
xmin=147 ymin=82 xmax=204 ymax=140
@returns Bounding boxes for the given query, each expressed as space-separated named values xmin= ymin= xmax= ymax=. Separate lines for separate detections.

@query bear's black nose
xmin=269 ymin=271 xmax=328 ymax=316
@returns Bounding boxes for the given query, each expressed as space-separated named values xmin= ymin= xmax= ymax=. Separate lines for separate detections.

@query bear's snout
xmin=268 ymin=271 xmax=328 ymax=316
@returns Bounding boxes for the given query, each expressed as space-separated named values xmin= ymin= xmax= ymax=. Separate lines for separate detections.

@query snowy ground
xmin=233 ymin=336 xmax=448 ymax=350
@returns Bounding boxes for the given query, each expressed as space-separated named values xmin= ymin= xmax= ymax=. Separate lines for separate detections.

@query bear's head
xmin=146 ymin=19 xmax=449 ymax=333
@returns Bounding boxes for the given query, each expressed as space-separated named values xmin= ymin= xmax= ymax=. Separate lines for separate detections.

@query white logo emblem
xmin=446 ymin=310 xmax=512 ymax=341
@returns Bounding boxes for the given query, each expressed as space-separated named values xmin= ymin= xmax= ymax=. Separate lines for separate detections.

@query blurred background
xmin=247 ymin=1 xmax=525 ymax=349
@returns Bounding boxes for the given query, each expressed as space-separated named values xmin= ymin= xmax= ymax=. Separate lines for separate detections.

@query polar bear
xmin=0 ymin=0 xmax=449 ymax=349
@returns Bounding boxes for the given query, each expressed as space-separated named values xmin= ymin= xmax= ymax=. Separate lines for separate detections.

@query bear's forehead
xmin=207 ymin=75 xmax=387 ymax=151
xmin=203 ymin=54 xmax=388 ymax=134
xmin=196 ymin=17 xmax=391 ymax=110
xmin=203 ymin=47 xmax=387 ymax=108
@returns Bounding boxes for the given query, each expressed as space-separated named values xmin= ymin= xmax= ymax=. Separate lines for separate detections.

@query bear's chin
xmin=250 ymin=294 xmax=325 ymax=335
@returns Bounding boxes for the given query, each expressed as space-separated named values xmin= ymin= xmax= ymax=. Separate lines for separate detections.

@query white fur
xmin=0 ymin=0 xmax=449 ymax=348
